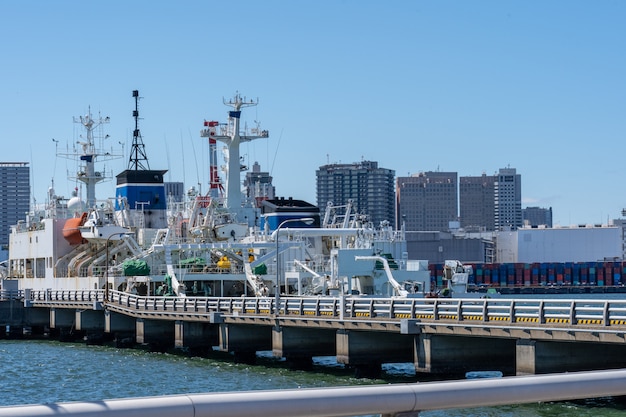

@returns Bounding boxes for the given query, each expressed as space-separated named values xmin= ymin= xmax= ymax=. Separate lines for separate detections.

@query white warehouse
xmin=496 ymin=226 xmax=622 ymax=263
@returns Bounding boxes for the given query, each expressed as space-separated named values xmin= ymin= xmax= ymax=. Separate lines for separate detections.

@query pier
xmin=3 ymin=290 xmax=626 ymax=377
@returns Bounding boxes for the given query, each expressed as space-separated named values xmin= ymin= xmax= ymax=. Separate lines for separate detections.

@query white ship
xmin=2 ymin=92 xmax=431 ymax=299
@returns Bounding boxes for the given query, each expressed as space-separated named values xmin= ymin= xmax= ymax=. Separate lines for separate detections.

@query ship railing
xmin=28 ymin=289 xmax=103 ymax=303
xmin=0 ymin=290 xmax=24 ymax=300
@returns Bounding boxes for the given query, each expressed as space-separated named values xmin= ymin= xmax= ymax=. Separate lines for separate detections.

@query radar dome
xmin=68 ymin=196 xmax=86 ymax=214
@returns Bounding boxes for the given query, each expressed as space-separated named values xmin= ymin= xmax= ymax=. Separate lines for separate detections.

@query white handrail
xmin=2 ymin=369 xmax=626 ymax=417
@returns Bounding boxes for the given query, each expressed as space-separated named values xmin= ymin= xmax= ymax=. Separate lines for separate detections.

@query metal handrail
xmin=1 ymin=369 xmax=626 ymax=417
xmin=24 ymin=290 xmax=626 ymax=328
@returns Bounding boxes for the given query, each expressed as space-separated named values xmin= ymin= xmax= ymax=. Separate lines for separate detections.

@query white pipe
xmin=3 ymin=369 xmax=626 ymax=417
xmin=355 ymin=255 xmax=408 ymax=297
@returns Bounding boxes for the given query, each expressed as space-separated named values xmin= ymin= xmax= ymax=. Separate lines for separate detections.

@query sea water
xmin=1 ymin=340 xmax=625 ymax=416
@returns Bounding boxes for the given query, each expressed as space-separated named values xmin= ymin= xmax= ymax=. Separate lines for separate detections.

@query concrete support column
xmin=219 ymin=324 xmax=271 ymax=364
xmin=75 ymin=310 xmax=104 ymax=332
xmin=174 ymin=321 xmax=218 ymax=351
xmin=337 ymin=330 xmax=414 ymax=378
xmin=76 ymin=309 xmax=107 ymax=344
xmin=49 ymin=308 xmax=75 ymax=329
xmin=415 ymin=334 xmax=516 ymax=375
xmin=516 ymin=339 xmax=626 ymax=375
xmin=136 ymin=318 xmax=175 ymax=351
xmin=104 ymin=310 xmax=136 ymax=334
xmin=272 ymin=326 xmax=335 ymax=369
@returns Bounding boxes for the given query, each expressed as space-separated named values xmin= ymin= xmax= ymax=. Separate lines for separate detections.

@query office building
xmin=396 ymin=171 xmax=457 ymax=231
xmin=0 ymin=162 xmax=30 ymax=248
xmin=459 ymin=173 xmax=496 ymax=231
xmin=316 ymin=160 xmax=395 ymax=226
xmin=495 ymin=167 xmax=522 ymax=230
xmin=244 ymin=162 xmax=275 ymax=207
xmin=164 ymin=182 xmax=185 ymax=203
xmin=523 ymin=206 xmax=553 ymax=228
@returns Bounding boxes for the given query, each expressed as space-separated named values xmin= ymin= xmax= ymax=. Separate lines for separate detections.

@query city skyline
xmin=1 ymin=2 xmax=625 ymax=227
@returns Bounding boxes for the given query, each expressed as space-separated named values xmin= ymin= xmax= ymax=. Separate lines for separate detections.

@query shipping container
xmin=605 ymin=265 xmax=613 ymax=287
xmin=589 ymin=262 xmax=597 ymax=285
xmin=538 ymin=264 xmax=545 ymax=284
xmin=531 ymin=263 xmax=540 ymax=286
xmin=523 ymin=264 xmax=531 ymax=286
xmin=572 ymin=263 xmax=580 ymax=285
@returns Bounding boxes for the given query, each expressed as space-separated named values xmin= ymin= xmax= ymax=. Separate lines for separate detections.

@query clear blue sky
xmin=1 ymin=1 xmax=624 ymax=227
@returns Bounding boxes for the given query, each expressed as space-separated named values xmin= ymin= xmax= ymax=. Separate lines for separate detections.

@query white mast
xmin=54 ymin=108 xmax=121 ymax=209
xmin=210 ymin=93 xmax=269 ymax=211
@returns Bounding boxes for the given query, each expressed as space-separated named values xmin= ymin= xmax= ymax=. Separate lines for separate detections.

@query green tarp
xmin=123 ymin=259 xmax=150 ymax=276
xmin=253 ymin=263 xmax=267 ymax=275
xmin=179 ymin=257 xmax=206 ymax=267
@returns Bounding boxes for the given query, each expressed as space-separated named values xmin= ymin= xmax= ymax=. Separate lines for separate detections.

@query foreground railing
xmin=2 ymin=369 xmax=626 ymax=417
xmin=24 ymin=290 xmax=626 ymax=327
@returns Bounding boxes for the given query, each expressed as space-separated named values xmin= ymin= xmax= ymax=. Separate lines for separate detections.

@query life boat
xmin=62 ymin=212 xmax=88 ymax=245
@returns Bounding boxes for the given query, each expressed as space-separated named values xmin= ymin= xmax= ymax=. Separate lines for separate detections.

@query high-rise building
xmin=316 ymin=160 xmax=395 ymax=226
xmin=244 ymin=162 xmax=275 ymax=208
xmin=523 ymin=206 xmax=553 ymax=228
xmin=396 ymin=171 xmax=458 ymax=231
xmin=0 ymin=162 xmax=30 ymax=248
xmin=164 ymin=182 xmax=185 ymax=203
xmin=459 ymin=173 xmax=496 ymax=231
xmin=495 ymin=167 xmax=522 ymax=230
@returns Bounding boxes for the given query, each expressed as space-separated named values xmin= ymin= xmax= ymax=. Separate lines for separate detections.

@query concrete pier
xmin=75 ymin=310 xmax=104 ymax=332
xmin=272 ymin=326 xmax=336 ymax=369
xmin=49 ymin=307 xmax=75 ymax=329
xmin=13 ymin=292 xmax=626 ymax=378
xmin=136 ymin=318 xmax=175 ymax=350
xmin=174 ymin=321 xmax=218 ymax=353
xmin=414 ymin=334 xmax=517 ymax=375
xmin=104 ymin=310 xmax=136 ymax=334
xmin=516 ymin=339 xmax=626 ymax=375
xmin=336 ymin=330 xmax=415 ymax=377
xmin=219 ymin=323 xmax=271 ymax=363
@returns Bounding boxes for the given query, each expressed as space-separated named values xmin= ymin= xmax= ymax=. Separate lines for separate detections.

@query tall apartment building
xmin=316 ymin=160 xmax=395 ymax=226
xmin=523 ymin=206 xmax=553 ymax=227
xmin=495 ymin=167 xmax=522 ymax=230
xmin=396 ymin=171 xmax=458 ymax=231
xmin=459 ymin=173 xmax=496 ymax=231
xmin=0 ymin=162 xmax=30 ymax=248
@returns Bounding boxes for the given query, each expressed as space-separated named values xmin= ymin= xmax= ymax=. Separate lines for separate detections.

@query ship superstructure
xmin=2 ymin=93 xmax=430 ymax=299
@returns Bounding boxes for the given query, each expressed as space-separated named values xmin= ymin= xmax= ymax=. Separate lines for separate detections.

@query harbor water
xmin=1 ymin=340 xmax=625 ymax=416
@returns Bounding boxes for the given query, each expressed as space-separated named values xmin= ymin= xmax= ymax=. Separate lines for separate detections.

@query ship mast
xmin=128 ymin=90 xmax=150 ymax=171
xmin=200 ymin=121 xmax=222 ymax=199
xmin=207 ymin=93 xmax=269 ymax=211
xmin=71 ymin=110 xmax=113 ymax=209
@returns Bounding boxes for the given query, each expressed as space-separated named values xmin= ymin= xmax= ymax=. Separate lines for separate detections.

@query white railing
xmin=24 ymin=291 xmax=626 ymax=327
xmin=1 ymin=369 xmax=626 ymax=417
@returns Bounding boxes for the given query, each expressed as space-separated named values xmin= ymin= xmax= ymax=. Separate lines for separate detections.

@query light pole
xmin=105 ymin=232 xmax=130 ymax=303
xmin=274 ymin=217 xmax=314 ymax=315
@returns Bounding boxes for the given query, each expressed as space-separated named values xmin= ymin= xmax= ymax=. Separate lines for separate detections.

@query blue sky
xmin=1 ymin=1 xmax=625 ymax=227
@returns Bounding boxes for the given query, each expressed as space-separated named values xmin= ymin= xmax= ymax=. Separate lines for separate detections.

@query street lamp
xmin=105 ymin=232 xmax=131 ymax=303
xmin=274 ymin=217 xmax=314 ymax=315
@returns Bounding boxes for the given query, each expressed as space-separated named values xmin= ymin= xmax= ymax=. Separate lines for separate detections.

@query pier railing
xmin=24 ymin=290 xmax=626 ymax=327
